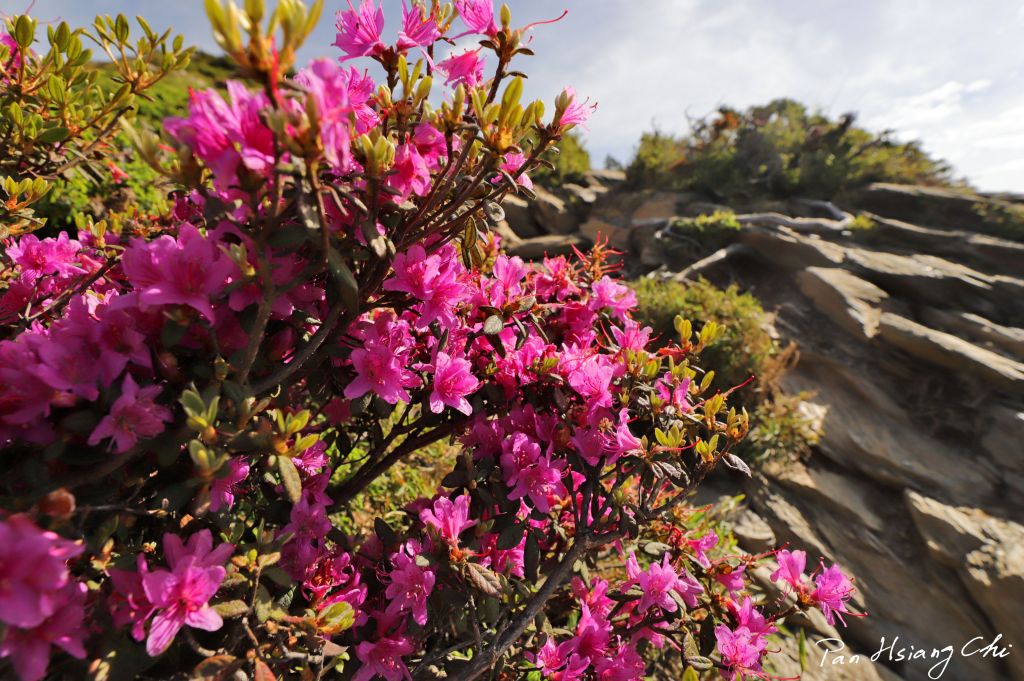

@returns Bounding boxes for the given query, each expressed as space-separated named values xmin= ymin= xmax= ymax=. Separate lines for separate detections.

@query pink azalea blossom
xmin=384 ymin=548 xmax=435 ymax=625
xmin=454 ymin=0 xmax=498 ymax=36
xmin=121 ymin=224 xmax=235 ymax=322
xmin=344 ymin=337 xmax=420 ymax=405
xmin=769 ymin=549 xmax=806 ymax=592
xmin=353 ymin=635 xmax=415 ymax=681
xmin=0 ymin=581 xmax=87 ymax=681
xmin=293 ymin=440 xmax=329 ymax=475
xmin=588 ymin=276 xmax=636 ymax=321
xmin=436 ymin=48 xmax=485 ymax=88
xmin=558 ymin=87 xmax=596 ymax=129
xmin=715 ymin=566 xmax=746 ymax=597
xmin=688 ymin=532 xmax=719 ymax=569
xmin=388 ymin=142 xmax=432 ymax=200
xmin=626 ymin=552 xmax=703 ymax=614
xmin=428 ymin=351 xmax=479 ymax=415
xmin=715 ymin=624 xmax=764 ymax=681
xmin=0 ymin=515 xmax=83 ymax=630
xmin=507 ymin=453 xmax=566 ymax=512
xmin=383 ymin=244 xmax=468 ymax=327
xmin=497 ymin=151 xmax=534 ymax=190
xmin=419 ymin=494 xmax=476 ymax=546
xmin=87 ymin=374 xmax=172 ymax=453
xmin=533 ymin=636 xmax=590 ymax=680
xmin=568 ymin=603 xmax=608 ymax=661
xmin=811 ymin=563 xmax=857 ymax=626
xmin=141 ymin=530 xmax=233 ymax=656
xmin=610 ymin=320 xmax=652 ymax=352
xmin=209 ymin=458 xmax=251 ymax=512
xmin=334 ymin=0 xmax=386 ymax=60
xmin=7 ymin=233 xmax=85 ymax=282
xmin=397 ymin=0 xmax=441 ymax=50
xmin=729 ymin=596 xmax=776 ymax=642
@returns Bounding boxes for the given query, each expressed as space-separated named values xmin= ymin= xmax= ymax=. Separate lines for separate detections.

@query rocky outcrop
xmin=499 ymin=178 xmax=1024 ymax=680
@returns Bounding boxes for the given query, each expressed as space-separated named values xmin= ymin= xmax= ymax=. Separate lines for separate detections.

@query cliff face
xmin=500 ymin=175 xmax=1024 ymax=681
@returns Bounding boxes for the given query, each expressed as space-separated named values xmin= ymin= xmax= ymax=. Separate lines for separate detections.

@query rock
xmin=530 ymin=186 xmax=578 ymax=235
xmin=904 ymin=491 xmax=1024 ymax=679
xmin=853 ymin=183 xmax=995 ymax=232
xmin=798 ymin=267 xmax=888 ymax=339
xmin=764 ymin=460 xmax=886 ymax=533
xmin=500 ymin=195 xmax=541 ymax=238
xmin=563 ymin=182 xmax=600 ymax=205
xmin=877 ymin=313 xmax=1024 ymax=396
xmin=584 ymin=168 xmax=626 ymax=187
xmin=770 ymin=630 xmax=906 ymax=681
xmin=579 ymin=217 xmax=629 ymax=250
xmin=920 ymin=308 xmax=1024 ymax=359
xmin=739 ymin=227 xmax=846 ymax=269
xmin=507 ymin=234 xmax=589 ymax=260
xmin=731 ymin=508 xmax=776 ymax=553
xmin=490 ymin=220 xmax=522 ymax=247
xmin=780 ymin=355 xmax=997 ymax=502
xmin=746 ymin=474 xmax=996 ymax=681
xmin=845 ymin=248 xmax=1024 ymax=320
xmin=631 ymin=192 xmax=694 ymax=222
xmin=980 ymin=404 xmax=1024 ymax=484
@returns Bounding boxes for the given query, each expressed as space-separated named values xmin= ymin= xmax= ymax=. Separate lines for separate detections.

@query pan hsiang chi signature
xmin=816 ymin=634 xmax=1013 ymax=679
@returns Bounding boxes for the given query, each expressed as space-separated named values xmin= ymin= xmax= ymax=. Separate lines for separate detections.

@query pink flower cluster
xmin=0 ymin=516 xmax=86 ymax=681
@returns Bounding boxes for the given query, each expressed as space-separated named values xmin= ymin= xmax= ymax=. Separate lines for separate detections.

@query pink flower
xmin=383 ymin=244 xmax=468 ymax=327
xmin=428 ymin=351 xmax=479 ymax=415
xmin=334 ymin=0 xmax=386 ymax=60
xmin=419 ymin=494 xmax=476 ymax=546
xmin=534 ymin=636 xmax=589 ymax=680
xmin=715 ymin=565 xmax=746 ymax=597
xmin=7 ymin=233 xmax=85 ymax=282
xmin=88 ymin=374 xmax=172 ymax=453
xmin=568 ymin=603 xmax=608 ymax=661
xmin=454 ymin=0 xmax=498 ymax=36
xmin=387 ymin=142 xmax=432 ymax=200
xmin=0 ymin=581 xmax=87 ymax=681
xmin=109 ymin=554 xmax=154 ymax=642
xmin=729 ymin=596 xmax=776 ymax=642
xmin=397 ymin=0 xmax=441 ymax=50
xmin=141 ymin=530 xmax=233 ymax=656
xmin=436 ymin=48 xmax=486 ymax=88
xmin=612 ymin=410 xmax=643 ymax=460
xmin=688 ymin=532 xmax=719 ymax=569
xmin=497 ymin=151 xmax=534 ymax=190
xmin=507 ymin=454 xmax=566 ymax=513
xmin=588 ymin=276 xmax=636 ymax=321
xmin=293 ymin=440 xmax=328 ymax=475
xmin=715 ymin=625 xmax=764 ymax=681
xmin=0 ymin=515 xmax=83 ymax=629
xmin=610 ymin=320 xmax=652 ymax=352
xmin=209 ymin=458 xmax=251 ymax=512
xmin=811 ymin=563 xmax=857 ymax=626
xmin=353 ymin=635 xmax=415 ymax=681
xmin=769 ymin=549 xmax=806 ymax=592
xmin=558 ymin=87 xmax=596 ymax=129
xmin=344 ymin=339 xmax=421 ymax=405
xmin=384 ymin=549 xmax=435 ymax=625
xmin=121 ymin=224 xmax=234 ymax=322
xmin=626 ymin=552 xmax=703 ymax=614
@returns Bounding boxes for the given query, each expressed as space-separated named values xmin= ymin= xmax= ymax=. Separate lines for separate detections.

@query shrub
xmin=629 ymin=277 xmax=815 ymax=466
xmin=0 ymin=4 xmax=856 ymax=681
xmin=626 ymin=98 xmax=952 ymax=200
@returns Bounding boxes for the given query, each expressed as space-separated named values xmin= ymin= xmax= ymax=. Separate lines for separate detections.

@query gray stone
xmin=920 ymin=308 xmax=1024 ymax=359
xmin=878 ymin=313 xmax=1024 ymax=396
xmin=507 ymin=234 xmax=589 ymax=260
xmin=739 ymin=227 xmax=846 ymax=269
xmin=529 ymin=186 xmax=577 ymax=235
xmin=781 ymin=355 xmax=997 ymax=501
xmin=730 ymin=508 xmax=776 ymax=553
xmin=500 ymin=195 xmax=540 ymax=238
xmin=798 ymin=267 xmax=888 ymax=339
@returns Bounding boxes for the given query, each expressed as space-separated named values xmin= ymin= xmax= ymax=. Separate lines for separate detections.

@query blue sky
xmin=12 ymin=0 xmax=1024 ymax=191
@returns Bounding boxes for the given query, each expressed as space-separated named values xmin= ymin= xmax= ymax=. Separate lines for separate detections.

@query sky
xmin=10 ymin=0 xmax=1024 ymax=191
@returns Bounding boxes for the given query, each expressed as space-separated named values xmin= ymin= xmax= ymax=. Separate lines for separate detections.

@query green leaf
xmin=497 ymin=522 xmax=525 ymax=551
xmin=682 ymin=668 xmax=700 ymax=681
xmin=213 ymin=600 xmax=250 ymax=619
xmin=799 ymin=627 xmax=808 ymax=672
xmin=277 ymin=456 xmax=302 ymax=504
xmin=37 ymin=126 xmax=71 ymax=144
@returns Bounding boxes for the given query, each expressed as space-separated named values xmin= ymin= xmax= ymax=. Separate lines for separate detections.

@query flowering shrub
xmin=0 ymin=2 xmax=860 ymax=680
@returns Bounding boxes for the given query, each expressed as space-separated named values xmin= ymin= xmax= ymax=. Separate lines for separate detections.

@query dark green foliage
xmin=660 ymin=210 xmax=742 ymax=263
xmin=626 ymin=99 xmax=952 ymax=200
